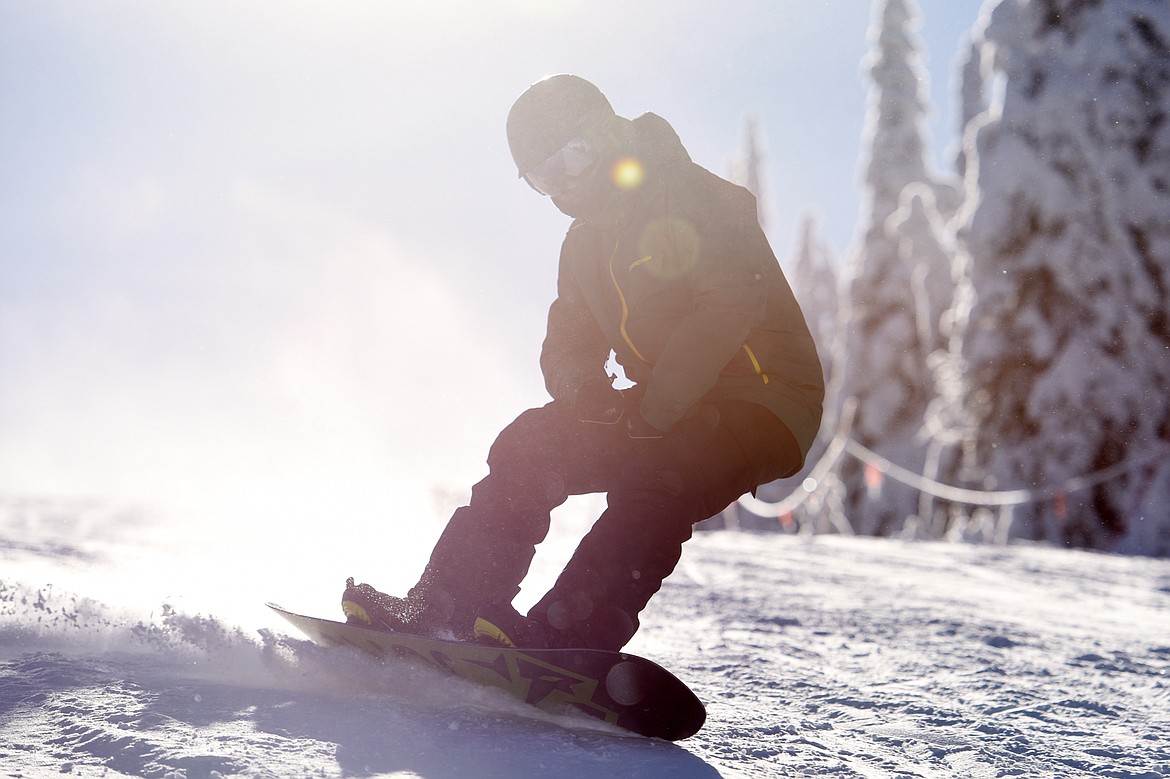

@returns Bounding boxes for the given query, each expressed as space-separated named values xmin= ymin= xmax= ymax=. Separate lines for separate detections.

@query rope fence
xmin=737 ymin=398 xmax=1170 ymax=519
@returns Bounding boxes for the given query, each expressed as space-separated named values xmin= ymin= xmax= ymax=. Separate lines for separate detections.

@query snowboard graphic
xmin=268 ymin=603 xmax=705 ymax=740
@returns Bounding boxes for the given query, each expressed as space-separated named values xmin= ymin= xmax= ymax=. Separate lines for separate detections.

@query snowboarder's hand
xmin=626 ymin=413 xmax=666 ymax=440
xmin=571 ymin=376 xmax=625 ymax=424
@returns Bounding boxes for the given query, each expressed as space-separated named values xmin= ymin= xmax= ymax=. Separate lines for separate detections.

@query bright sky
xmin=0 ymin=1 xmax=987 ymax=552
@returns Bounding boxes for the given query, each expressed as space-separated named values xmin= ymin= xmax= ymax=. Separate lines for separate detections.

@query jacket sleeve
xmin=540 ymin=241 xmax=611 ymax=402
xmin=638 ymin=184 xmax=770 ymax=431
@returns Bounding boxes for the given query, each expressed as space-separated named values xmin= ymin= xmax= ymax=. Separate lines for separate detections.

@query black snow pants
xmin=415 ymin=398 xmax=799 ymax=651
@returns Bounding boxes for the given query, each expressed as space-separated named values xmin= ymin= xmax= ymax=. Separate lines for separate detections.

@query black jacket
xmin=540 ymin=113 xmax=824 ymax=470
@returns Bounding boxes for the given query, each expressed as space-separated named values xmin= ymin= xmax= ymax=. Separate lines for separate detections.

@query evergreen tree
xmin=956 ymin=0 xmax=1170 ymax=552
xmin=791 ymin=212 xmax=840 ymax=384
xmin=730 ymin=113 xmax=768 ymax=230
xmin=837 ymin=0 xmax=953 ymax=535
xmin=887 ymin=183 xmax=954 ymax=363
xmin=954 ymin=31 xmax=988 ymax=178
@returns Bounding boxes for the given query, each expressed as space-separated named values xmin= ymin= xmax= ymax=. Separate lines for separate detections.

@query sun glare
xmin=613 ymin=158 xmax=645 ymax=190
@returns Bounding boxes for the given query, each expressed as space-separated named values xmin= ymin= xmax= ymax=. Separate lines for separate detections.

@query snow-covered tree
xmin=956 ymin=0 xmax=1170 ymax=553
xmin=837 ymin=0 xmax=958 ymax=535
xmin=887 ymin=183 xmax=954 ymax=363
xmin=730 ymin=113 xmax=768 ymax=229
xmin=953 ymin=31 xmax=990 ymax=178
xmin=790 ymin=211 xmax=840 ymax=385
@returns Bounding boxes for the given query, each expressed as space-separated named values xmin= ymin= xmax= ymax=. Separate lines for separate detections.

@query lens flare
xmin=612 ymin=158 xmax=645 ymax=190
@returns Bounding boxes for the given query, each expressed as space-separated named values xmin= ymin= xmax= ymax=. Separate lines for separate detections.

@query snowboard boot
xmin=472 ymin=602 xmax=551 ymax=649
xmin=341 ymin=577 xmax=476 ymax=641
xmin=471 ymin=602 xmax=603 ymax=650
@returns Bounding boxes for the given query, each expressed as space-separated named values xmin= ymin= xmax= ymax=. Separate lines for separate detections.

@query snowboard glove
xmin=570 ymin=376 xmax=626 ymax=424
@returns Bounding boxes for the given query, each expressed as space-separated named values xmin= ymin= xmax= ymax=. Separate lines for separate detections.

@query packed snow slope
xmin=2 ymin=515 xmax=1169 ymax=778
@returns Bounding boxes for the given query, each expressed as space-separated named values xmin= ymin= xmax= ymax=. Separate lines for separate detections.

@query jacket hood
xmin=629 ymin=112 xmax=692 ymax=171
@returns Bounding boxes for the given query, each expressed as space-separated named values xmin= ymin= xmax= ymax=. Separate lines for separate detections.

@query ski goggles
xmin=522 ymin=136 xmax=599 ymax=198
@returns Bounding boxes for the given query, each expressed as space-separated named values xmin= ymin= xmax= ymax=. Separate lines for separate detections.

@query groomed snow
xmin=2 ymin=516 xmax=1168 ymax=778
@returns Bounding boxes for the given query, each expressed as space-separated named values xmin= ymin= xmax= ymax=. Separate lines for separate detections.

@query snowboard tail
xmin=267 ymin=603 xmax=704 ymax=740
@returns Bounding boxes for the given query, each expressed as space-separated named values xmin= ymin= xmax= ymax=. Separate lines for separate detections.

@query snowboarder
xmin=343 ymin=74 xmax=824 ymax=652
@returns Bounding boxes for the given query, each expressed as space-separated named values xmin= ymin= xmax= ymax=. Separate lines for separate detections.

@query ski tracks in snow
xmin=654 ymin=534 xmax=1170 ymax=778
xmin=1 ymin=534 xmax=1168 ymax=778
